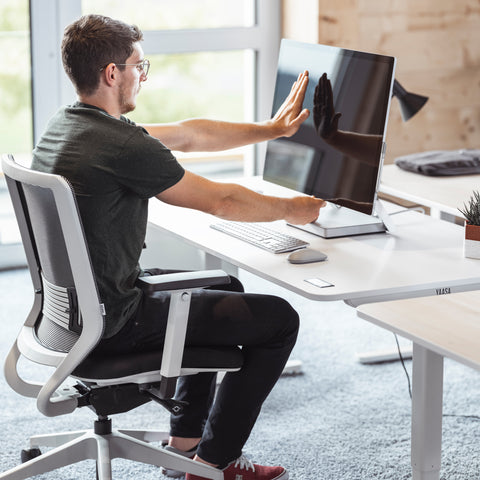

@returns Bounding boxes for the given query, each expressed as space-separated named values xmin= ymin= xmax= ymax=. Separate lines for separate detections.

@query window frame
xmin=29 ymin=0 xmax=281 ymax=174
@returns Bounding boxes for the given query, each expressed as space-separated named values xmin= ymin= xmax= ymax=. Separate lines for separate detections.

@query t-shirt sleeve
xmin=110 ymin=126 xmax=185 ymax=199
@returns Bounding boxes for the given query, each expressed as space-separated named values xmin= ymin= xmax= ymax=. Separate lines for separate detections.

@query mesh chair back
xmin=2 ymin=155 xmax=103 ymax=353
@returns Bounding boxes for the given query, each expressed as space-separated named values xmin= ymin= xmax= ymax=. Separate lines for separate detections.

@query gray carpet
xmin=1 ymin=268 xmax=480 ymax=479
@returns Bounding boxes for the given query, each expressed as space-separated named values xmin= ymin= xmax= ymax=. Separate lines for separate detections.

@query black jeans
xmin=95 ymin=269 xmax=299 ymax=467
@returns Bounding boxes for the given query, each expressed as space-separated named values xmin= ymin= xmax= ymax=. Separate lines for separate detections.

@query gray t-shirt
xmin=32 ymin=102 xmax=185 ymax=337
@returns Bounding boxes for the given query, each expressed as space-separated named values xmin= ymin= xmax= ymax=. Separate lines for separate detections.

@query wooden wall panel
xmin=282 ymin=0 xmax=480 ymax=163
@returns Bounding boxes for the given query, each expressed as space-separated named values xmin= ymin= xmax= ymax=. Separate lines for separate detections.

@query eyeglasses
xmin=101 ymin=59 xmax=150 ymax=77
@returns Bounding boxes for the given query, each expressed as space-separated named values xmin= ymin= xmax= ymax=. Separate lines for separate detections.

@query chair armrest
xmin=136 ymin=269 xmax=230 ymax=293
xmin=136 ymin=270 xmax=229 ymax=389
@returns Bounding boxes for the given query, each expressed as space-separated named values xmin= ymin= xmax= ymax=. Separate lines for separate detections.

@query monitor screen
xmin=263 ymin=40 xmax=395 ymax=216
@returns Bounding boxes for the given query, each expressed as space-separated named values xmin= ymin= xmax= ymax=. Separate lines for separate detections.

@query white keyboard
xmin=210 ymin=221 xmax=309 ymax=254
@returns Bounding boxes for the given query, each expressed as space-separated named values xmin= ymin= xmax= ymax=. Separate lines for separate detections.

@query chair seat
xmin=72 ymin=346 xmax=243 ymax=380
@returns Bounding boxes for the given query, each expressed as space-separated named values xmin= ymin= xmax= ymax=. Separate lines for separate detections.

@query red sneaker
xmin=185 ymin=455 xmax=288 ymax=480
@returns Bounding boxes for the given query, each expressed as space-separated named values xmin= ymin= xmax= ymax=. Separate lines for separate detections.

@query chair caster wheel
xmin=21 ymin=447 xmax=42 ymax=463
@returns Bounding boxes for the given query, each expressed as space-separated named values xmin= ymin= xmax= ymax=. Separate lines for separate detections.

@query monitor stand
xmin=288 ymin=200 xmax=391 ymax=239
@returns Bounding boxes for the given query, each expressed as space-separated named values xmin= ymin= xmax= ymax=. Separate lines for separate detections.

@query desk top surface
xmin=149 ymin=177 xmax=480 ymax=305
xmin=379 ymin=164 xmax=480 ymax=217
xmin=357 ymin=291 xmax=480 ymax=370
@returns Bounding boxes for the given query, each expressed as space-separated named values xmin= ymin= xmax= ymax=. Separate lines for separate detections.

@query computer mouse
xmin=287 ymin=248 xmax=328 ymax=264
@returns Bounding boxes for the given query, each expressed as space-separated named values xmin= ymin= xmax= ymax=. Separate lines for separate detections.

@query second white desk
xmin=358 ymin=292 xmax=480 ymax=480
xmin=379 ymin=164 xmax=479 ymax=220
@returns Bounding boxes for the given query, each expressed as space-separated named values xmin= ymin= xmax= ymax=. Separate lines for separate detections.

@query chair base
xmin=0 ymin=418 xmax=223 ymax=480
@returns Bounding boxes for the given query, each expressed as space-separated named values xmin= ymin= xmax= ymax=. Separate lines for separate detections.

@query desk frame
xmin=411 ymin=345 xmax=444 ymax=480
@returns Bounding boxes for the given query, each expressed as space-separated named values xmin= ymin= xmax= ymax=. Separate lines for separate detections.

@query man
xmin=32 ymin=14 xmax=325 ymax=480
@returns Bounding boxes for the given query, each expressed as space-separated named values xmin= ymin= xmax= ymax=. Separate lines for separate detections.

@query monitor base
xmin=288 ymin=202 xmax=387 ymax=238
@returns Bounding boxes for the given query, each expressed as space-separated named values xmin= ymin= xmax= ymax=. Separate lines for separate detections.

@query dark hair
xmin=61 ymin=14 xmax=143 ymax=96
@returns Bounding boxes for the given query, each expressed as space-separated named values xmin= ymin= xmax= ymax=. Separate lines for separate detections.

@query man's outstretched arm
xmin=157 ymin=170 xmax=326 ymax=225
xmin=143 ymin=71 xmax=310 ymax=152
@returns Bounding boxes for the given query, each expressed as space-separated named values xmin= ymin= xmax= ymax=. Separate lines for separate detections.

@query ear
xmin=101 ymin=62 xmax=118 ymax=87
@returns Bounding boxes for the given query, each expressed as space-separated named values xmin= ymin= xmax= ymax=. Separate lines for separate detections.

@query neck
xmin=77 ymin=92 xmax=121 ymax=119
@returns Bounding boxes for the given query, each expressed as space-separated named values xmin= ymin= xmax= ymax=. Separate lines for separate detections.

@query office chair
xmin=0 ymin=154 xmax=243 ymax=479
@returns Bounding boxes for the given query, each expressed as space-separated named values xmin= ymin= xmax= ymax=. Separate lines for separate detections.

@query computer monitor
xmin=263 ymin=39 xmax=396 ymax=238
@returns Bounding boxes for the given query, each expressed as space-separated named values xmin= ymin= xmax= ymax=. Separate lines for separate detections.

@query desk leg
xmin=411 ymin=343 xmax=444 ymax=480
xmin=204 ymin=252 xmax=239 ymax=277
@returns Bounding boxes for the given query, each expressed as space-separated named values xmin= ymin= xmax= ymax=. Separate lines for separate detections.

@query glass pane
xmin=0 ymin=1 xmax=32 ymax=156
xmin=81 ymin=0 xmax=255 ymax=30
xmin=129 ymin=50 xmax=246 ymax=124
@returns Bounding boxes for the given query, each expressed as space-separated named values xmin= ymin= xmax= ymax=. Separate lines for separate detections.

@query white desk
xmin=379 ymin=164 xmax=480 ymax=220
xmin=149 ymin=177 xmax=480 ymax=308
xmin=357 ymin=292 xmax=480 ymax=480
xmin=148 ymin=177 xmax=480 ymax=480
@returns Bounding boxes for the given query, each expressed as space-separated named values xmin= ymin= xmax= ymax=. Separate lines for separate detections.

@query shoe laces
xmin=233 ymin=454 xmax=255 ymax=472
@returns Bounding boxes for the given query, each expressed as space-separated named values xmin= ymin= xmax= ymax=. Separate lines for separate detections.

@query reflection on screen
xmin=264 ymin=40 xmax=395 ymax=216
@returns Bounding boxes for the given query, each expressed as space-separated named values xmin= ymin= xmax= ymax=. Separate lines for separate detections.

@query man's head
xmin=62 ymin=14 xmax=144 ymax=97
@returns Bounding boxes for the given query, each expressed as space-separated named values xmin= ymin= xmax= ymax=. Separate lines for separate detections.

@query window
xmin=0 ymin=2 xmax=31 ymax=263
xmin=30 ymin=0 xmax=281 ymax=175
xmin=126 ymin=51 xmax=246 ymax=124
xmin=0 ymin=1 xmax=32 ymax=157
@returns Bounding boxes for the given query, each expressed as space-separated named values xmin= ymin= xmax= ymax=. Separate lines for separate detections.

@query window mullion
xmin=253 ymin=0 xmax=282 ymax=173
xmin=30 ymin=0 xmax=80 ymax=144
xmin=142 ymin=26 xmax=261 ymax=55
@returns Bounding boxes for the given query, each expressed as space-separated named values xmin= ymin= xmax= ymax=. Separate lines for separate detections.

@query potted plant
xmin=459 ymin=190 xmax=480 ymax=259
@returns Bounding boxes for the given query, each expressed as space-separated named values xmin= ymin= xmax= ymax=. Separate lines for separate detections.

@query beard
xmin=118 ymin=82 xmax=140 ymax=115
